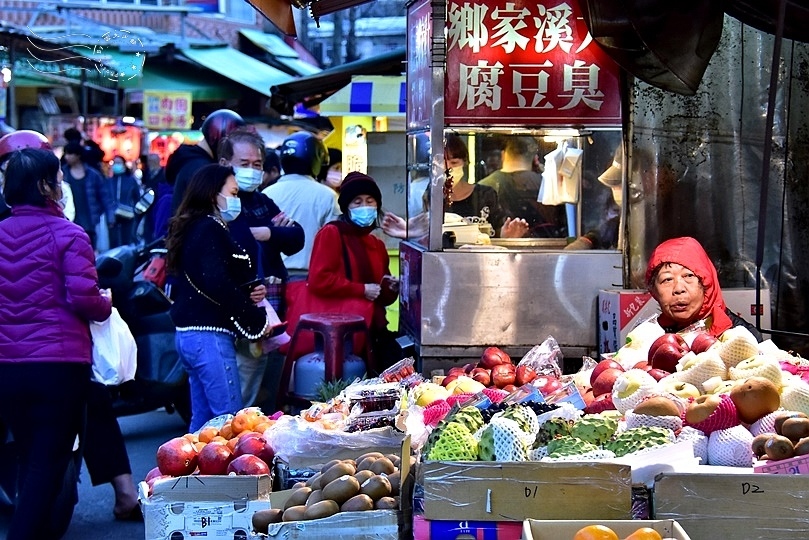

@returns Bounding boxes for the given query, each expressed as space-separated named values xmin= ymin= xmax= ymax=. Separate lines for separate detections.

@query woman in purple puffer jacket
xmin=0 ymin=148 xmax=112 ymax=540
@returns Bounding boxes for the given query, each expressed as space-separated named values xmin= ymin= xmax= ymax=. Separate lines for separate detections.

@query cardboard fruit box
xmin=413 ymin=514 xmax=524 ymax=540
xmin=522 ymin=519 xmax=691 ymax=540
xmin=753 ymin=454 xmax=809 ymax=475
xmin=654 ymin=471 xmax=809 ymax=540
xmin=417 ymin=460 xmax=632 ymax=522
xmin=138 ymin=474 xmax=272 ymax=540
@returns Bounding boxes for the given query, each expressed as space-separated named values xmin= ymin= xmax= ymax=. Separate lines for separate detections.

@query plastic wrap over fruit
xmin=517 ymin=335 xmax=563 ymax=379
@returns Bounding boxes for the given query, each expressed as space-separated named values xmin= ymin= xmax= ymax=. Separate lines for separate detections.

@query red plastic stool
xmin=278 ymin=313 xmax=369 ymax=408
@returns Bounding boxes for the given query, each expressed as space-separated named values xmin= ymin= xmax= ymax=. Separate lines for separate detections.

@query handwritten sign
xmin=144 ymin=91 xmax=192 ymax=130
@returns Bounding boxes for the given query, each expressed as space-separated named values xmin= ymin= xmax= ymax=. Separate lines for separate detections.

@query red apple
xmin=633 ymin=361 xmax=652 ymax=372
xmin=532 ymin=375 xmax=563 ymax=396
xmin=234 ymin=434 xmax=268 ymax=458
xmin=501 ymin=384 xmax=518 ymax=393
xmin=491 ymin=363 xmax=516 ymax=388
xmin=470 ymin=367 xmax=492 ymax=387
xmin=197 ymin=442 xmax=234 ymax=475
xmin=226 ymin=454 xmax=270 ymax=476
xmin=463 ymin=363 xmax=476 ymax=374
xmin=690 ymin=333 xmax=718 ymax=354
xmin=647 ymin=368 xmax=671 ymax=382
xmin=581 ymin=388 xmax=596 ymax=407
xmin=649 ymin=334 xmax=691 ymax=373
xmin=145 ymin=474 xmax=173 ymax=496
xmin=256 ymin=439 xmax=276 ymax=465
xmin=144 ymin=466 xmax=163 ymax=484
xmin=447 ymin=367 xmax=466 ymax=377
xmin=480 ymin=346 xmax=511 ymax=369
xmin=156 ymin=436 xmax=199 ymax=477
xmin=590 ymin=359 xmax=625 ymax=387
xmin=515 ymin=364 xmax=538 ymax=386
xmin=591 ymin=368 xmax=623 ymax=397
xmin=584 ymin=393 xmax=616 ymax=414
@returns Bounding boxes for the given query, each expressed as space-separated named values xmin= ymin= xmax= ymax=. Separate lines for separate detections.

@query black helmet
xmin=279 ymin=131 xmax=328 ymax=178
xmin=200 ymin=109 xmax=245 ymax=159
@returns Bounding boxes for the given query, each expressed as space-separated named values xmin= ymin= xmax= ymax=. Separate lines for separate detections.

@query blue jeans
xmin=175 ymin=330 xmax=243 ymax=432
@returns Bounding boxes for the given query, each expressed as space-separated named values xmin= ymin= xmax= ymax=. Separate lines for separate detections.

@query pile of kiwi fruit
xmin=252 ymin=451 xmax=413 ymax=534
xmin=752 ymin=412 xmax=809 ymax=461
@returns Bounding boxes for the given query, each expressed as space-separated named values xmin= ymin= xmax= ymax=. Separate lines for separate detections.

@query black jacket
xmin=169 ymin=215 xmax=268 ymax=339
xmin=166 ymin=144 xmax=214 ymax=212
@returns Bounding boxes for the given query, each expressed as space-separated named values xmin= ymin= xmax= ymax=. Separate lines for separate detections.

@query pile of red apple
xmin=441 ymin=346 xmax=564 ymax=396
xmin=582 ymin=332 xmax=718 ymax=414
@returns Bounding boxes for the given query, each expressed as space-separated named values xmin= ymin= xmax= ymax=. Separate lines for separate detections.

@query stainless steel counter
xmin=399 ymin=242 xmax=623 ymax=368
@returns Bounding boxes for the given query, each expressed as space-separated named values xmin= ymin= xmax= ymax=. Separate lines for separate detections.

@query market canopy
xmin=122 ymin=63 xmax=240 ymax=101
xmin=269 ymin=47 xmax=405 ymax=115
xmin=238 ymin=29 xmax=320 ymax=77
xmin=318 ymin=75 xmax=405 ymax=117
xmin=180 ymin=46 xmax=293 ymax=97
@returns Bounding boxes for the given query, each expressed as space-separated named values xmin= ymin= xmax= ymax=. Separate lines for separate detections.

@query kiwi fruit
xmin=340 ymin=493 xmax=375 ymax=512
xmin=303 ymin=499 xmax=340 ymax=520
xmin=354 ymin=469 xmax=375 ymax=485
xmin=781 ymin=417 xmax=809 ymax=443
xmin=321 ymin=474 xmax=361 ymax=504
xmin=282 ymin=505 xmax=307 ymax=522
xmin=283 ymin=487 xmax=312 ymax=510
xmin=291 ymin=481 xmax=307 ymax=489
xmin=386 ymin=471 xmax=401 ymax=496
xmin=370 ymin=457 xmax=396 ymax=475
xmin=355 ymin=451 xmax=385 ymax=461
xmin=356 ymin=456 xmax=378 ymax=472
xmin=360 ymin=474 xmax=392 ymax=501
xmin=794 ymin=437 xmax=809 ymax=456
xmin=751 ymin=434 xmax=773 ymax=459
xmin=319 ymin=461 xmax=357 ymax=487
xmin=251 ymin=508 xmax=283 ymax=533
xmin=374 ymin=496 xmax=399 ymax=510
xmin=305 ymin=489 xmax=324 ymax=507
xmin=320 ymin=459 xmax=342 ymax=474
xmin=384 ymin=453 xmax=402 ymax=468
xmin=774 ymin=412 xmax=808 ymax=435
xmin=765 ymin=435 xmax=795 ymax=461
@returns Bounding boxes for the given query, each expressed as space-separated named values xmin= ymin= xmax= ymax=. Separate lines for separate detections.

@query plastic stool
xmin=278 ymin=313 xmax=369 ymax=408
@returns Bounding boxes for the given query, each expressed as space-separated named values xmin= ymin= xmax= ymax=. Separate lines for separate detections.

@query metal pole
xmin=8 ymin=45 xmax=17 ymax=128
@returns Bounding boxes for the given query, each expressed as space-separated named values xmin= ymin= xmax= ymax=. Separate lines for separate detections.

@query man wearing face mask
xmin=218 ymin=130 xmax=304 ymax=408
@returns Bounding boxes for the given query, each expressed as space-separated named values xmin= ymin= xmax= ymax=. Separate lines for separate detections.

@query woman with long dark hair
xmin=166 ymin=164 xmax=278 ymax=431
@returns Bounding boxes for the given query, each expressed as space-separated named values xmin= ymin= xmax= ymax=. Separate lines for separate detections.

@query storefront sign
xmin=144 ymin=91 xmax=192 ymax=130
xmin=407 ymin=0 xmax=434 ymax=129
xmin=444 ymin=0 xmax=621 ymax=126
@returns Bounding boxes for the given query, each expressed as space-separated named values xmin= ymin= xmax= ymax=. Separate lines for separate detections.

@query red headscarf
xmin=645 ymin=236 xmax=732 ymax=336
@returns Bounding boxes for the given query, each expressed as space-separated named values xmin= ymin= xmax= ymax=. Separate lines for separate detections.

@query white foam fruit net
xmin=707 ymin=425 xmax=755 ymax=467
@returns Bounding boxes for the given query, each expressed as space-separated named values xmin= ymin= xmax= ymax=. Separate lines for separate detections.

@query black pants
xmin=0 ymin=362 xmax=90 ymax=540
xmin=83 ymin=381 xmax=132 ymax=486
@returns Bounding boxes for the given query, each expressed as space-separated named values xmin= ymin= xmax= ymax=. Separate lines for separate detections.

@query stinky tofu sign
xmin=407 ymin=0 xmax=433 ymax=129
xmin=444 ymin=0 xmax=621 ymax=126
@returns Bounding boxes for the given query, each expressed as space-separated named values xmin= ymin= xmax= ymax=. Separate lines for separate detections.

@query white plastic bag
xmin=90 ymin=307 xmax=137 ymax=385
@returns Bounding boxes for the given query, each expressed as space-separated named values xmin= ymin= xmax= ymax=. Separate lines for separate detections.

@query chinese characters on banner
xmin=407 ymin=0 xmax=434 ymax=130
xmin=444 ymin=0 xmax=621 ymax=125
xmin=143 ymin=91 xmax=192 ymax=130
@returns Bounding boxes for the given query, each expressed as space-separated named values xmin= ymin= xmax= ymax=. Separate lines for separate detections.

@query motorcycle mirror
xmin=134 ymin=188 xmax=155 ymax=215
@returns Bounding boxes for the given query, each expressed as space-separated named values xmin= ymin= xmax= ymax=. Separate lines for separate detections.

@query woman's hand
xmin=364 ymin=283 xmax=381 ymax=301
xmin=249 ymin=284 xmax=266 ymax=304
xmin=250 ymin=227 xmax=271 ymax=241
xmin=381 ymin=212 xmax=407 ymax=239
xmin=271 ymin=212 xmax=294 ymax=227
xmin=500 ymin=217 xmax=530 ymax=238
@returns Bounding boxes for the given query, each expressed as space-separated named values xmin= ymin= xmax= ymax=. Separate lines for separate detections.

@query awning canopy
xmin=269 ymin=47 xmax=405 ymax=115
xmin=122 ymin=63 xmax=240 ymax=101
xmin=73 ymin=47 xmax=145 ymax=83
xmin=238 ymin=29 xmax=321 ymax=77
xmin=180 ymin=46 xmax=293 ymax=97
xmin=318 ymin=75 xmax=405 ymax=117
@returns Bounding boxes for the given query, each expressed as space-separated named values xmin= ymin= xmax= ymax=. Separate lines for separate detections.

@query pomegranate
xmin=491 ymin=363 xmax=516 ymax=388
xmin=156 ymin=436 xmax=199 ymax=476
xmin=479 ymin=346 xmax=511 ymax=369
xmin=197 ymin=442 xmax=234 ymax=475
xmin=227 ymin=454 xmax=270 ymax=476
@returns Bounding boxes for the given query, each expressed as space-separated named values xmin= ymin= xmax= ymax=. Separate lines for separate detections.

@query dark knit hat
xmin=338 ymin=172 xmax=382 ymax=213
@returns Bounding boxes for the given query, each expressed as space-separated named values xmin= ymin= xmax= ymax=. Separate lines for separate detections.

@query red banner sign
xmin=444 ymin=0 xmax=621 ymax=126
xmin=407 ymin=0 xmax=434 ymax=130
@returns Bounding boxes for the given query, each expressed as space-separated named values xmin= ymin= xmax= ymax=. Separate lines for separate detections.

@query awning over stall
xmin=318 ymin=75 xmax=406 ymax=117
xmin=122 ymin=63 xmax=239 ymax=101
xmin=239 ymin=29 xmax=321 ymax=76
xmin=180 ymin=46 xmax=293 ymax=97
xmin=269 ymin=47 xmax=405 ymax=115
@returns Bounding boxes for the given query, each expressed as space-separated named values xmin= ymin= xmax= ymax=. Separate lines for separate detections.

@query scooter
xmin=95 ymin=236 xmax=191 ymax=425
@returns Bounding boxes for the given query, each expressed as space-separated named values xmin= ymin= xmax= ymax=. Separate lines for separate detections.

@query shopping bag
xmin=90 ymin=307 xmax=137 ymax=385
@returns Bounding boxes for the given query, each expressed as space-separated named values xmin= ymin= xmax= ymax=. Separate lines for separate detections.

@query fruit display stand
xmin=522 ymin=519 xmax=691 ymax=540
xmin=653 ymin=469 xmax=809 ymax=540
xmin=138 ymin=475 xmax=272 ymax=540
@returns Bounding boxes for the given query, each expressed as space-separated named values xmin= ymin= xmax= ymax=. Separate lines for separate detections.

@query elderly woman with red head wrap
xmin=646 ymin=237 xmax=762 ymax=340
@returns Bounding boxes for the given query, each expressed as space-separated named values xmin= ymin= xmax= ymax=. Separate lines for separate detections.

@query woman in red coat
xmin=307 ymin=172 xmax=400 ymax=372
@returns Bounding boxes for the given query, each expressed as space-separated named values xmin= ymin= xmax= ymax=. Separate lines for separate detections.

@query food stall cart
xmin=400 ymin=0 xmax=628 ymax=373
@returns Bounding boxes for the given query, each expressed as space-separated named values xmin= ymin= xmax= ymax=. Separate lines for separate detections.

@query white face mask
xmin=447 ymin=166 xmax=465 ymax=183
xmin=233 ymin=167 xmax=263 ymax=192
